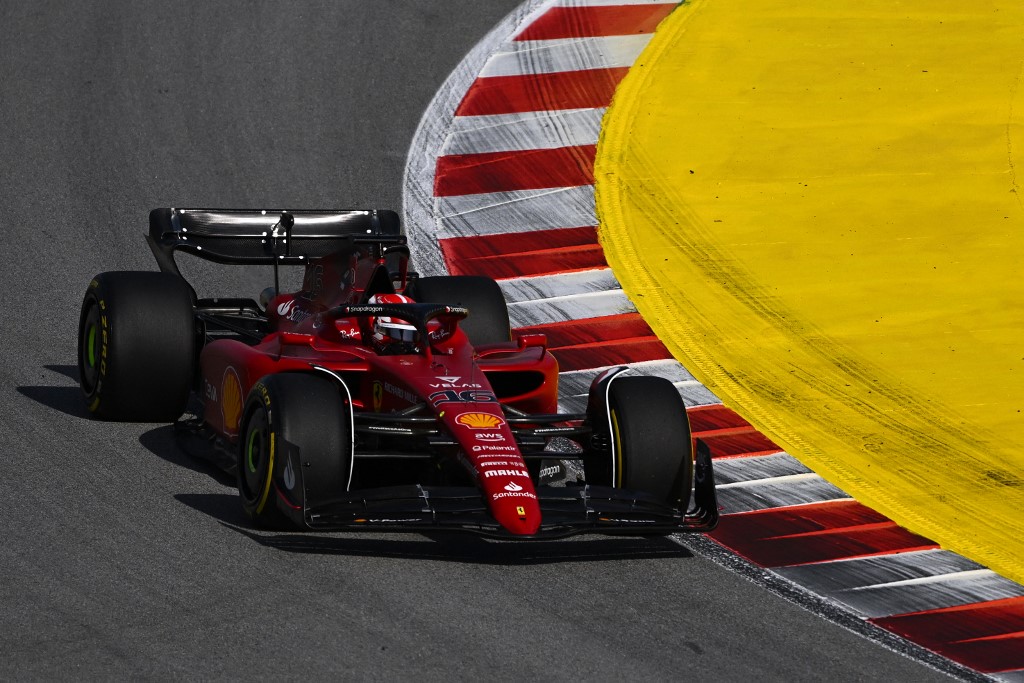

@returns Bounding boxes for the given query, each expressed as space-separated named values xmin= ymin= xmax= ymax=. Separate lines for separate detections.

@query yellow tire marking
xmin=611 ymin=408 xmax=624 ymax=488
xmin=256 ymin=432 xmax=275 ymax=515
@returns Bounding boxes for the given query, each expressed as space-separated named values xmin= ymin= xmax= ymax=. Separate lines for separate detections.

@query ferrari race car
xmin=77 ymin=208 xmax=718 ymax=538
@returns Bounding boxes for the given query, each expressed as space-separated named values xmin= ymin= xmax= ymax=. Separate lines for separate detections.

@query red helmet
xmin=368 ymin=293 xmax=418 ymax=351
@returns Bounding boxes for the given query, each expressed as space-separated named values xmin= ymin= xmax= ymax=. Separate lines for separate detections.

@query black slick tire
xmin=600 ymin=376 xmax=694 ymax=510
xmin=77 ymin=271 xmax=195 ymax=421
xmin=407 ymin=275 xmax=511 ymax=346
xmin=237 ymin=373 xmax=351 ymax=529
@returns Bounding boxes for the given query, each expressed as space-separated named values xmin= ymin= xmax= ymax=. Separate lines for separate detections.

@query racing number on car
xmin=428 ymin=390 xmax=498 ymax=407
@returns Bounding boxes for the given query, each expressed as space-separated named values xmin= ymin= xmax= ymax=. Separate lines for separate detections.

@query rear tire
xmin=77 ymin=271 xmax=195 ymax=421
xmin=237 ymin=374 xmax=351 ymax=529
xmin=588 ymin=376 xmax=693 ymax=510
xmin=407 ymin=275 xmax=511 ymax=346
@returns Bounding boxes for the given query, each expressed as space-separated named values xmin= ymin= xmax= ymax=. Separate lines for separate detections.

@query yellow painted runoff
xmin=596 ymin=0 xmax=1024 ymax=583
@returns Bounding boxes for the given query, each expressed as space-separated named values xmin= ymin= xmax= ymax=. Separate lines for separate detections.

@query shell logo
xmin=221 ymin=367 xmax=243 ymax=435
xmin=455 ymin=412 xmax=505 ymax=429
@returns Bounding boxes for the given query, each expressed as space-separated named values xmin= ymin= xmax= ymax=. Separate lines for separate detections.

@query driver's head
xmin=368 ymin=293 xmax=418 ymax=352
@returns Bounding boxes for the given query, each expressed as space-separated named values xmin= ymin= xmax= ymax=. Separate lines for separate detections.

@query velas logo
xmin=504 ymin=481 xmax=523 ymax=492
xmin=456 ymin=412 xmax=505 ymax=429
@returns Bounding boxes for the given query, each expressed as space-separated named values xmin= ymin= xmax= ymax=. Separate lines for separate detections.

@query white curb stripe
xmin=480 ymin=35 xmax=653 ymax=78
xmin=436 ymin=185 xmax=597 ymax=238
xmin=497 ymin=267 xmax=619 ymax=302
xmin=445 ymin=108 xmax=605 ymax=155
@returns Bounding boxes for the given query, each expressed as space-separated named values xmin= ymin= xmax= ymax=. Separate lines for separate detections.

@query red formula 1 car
xmin=77 ymin=208 xmax=718 ymax=538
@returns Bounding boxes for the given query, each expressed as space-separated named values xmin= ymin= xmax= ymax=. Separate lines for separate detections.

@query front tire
xmin=77 ymin=271 xmax=195 ymax=421
xmin=587 ymin=376 xmax=693 ymax=511
xmin=238 ymin=374 xmax=351 ymax=529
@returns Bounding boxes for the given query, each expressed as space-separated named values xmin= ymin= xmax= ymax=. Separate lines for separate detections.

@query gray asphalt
xmin=0 ymin=2 xmax=954 ymax=680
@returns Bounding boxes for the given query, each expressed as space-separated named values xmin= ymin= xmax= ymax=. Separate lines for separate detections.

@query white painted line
xmin=444 ymin=108 xmax=605 ymax=155
xmin=480 ymin=34 xmax=653 ymax=78
xmin=553 ymin=0 xmax=677 ymax=6
xmin=775 ymin=549 xmax=1024 ymax=618
xmin=508 ymin=288 xmax=634 ymax=327
xmin=560 ymin=359 xmax=700 ymax=391
xmin=778 ymin=548 xmax=981 ymax=591
xmin=712 ymin=452 xmax=810 ymax=484
xmin=436 ymin=185 xmax=597 ymax=238
xmin=715 ymin=471 xmax=821 ymax=489
xmin=845 ymin=568 xmax=996 ymax=592
xmin=498 ymin=267 xmax=619 ymax=303
xmin=716 ymin=478 xmax=851 ymax=515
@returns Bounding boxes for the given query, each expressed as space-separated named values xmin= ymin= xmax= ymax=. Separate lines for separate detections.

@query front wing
xmin=304 ymin=442 xmax=720 ymax=539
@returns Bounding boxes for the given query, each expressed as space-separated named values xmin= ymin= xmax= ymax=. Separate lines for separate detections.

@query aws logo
xmin=455 ymin=412 xmax=505 ymax=429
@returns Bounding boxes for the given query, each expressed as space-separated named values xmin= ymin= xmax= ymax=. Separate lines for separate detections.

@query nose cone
xmin=491 ymin=496 xmax=541 ymax=536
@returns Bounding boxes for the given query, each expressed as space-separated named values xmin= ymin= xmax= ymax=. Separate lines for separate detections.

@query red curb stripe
xmin=441 ymin=227 xmax=606 ymax=279
xmin=517 ymin=313 xmax=655 ymax=346
xmin=700 ymin=431 xmax=782 ymax=458
xmin=708 ymin=500 xmax=939 ymax=568
xmin=455 ymin=68 xmax=629 ymax=116
xmin=872 ymin=597 xmax=1024 ymax=673
xmin=550 ymin=337 xmax=671 ymax=371
xmin=444 ymin=246 xmax=606 ymax=280
xmin=687 ymin=404 xmax=755 ymax=432
xmin=441 ymin=226 xmax=599 ymax=261
xmin=686 ymin=405 xmax=781 ymax=455
xmin=513 ymin=3 xmax=677 ymax=41
xmin=515 ymin=314 xmax=669 ymax=372
xmin=435 ymin=145 xmax=597 ymax=196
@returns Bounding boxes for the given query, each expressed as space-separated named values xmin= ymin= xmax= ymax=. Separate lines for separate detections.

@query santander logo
xmin=504 ymin=481 xmax=523 ymax=492
xmin=276 ymin=300 xmax=296 ymax=316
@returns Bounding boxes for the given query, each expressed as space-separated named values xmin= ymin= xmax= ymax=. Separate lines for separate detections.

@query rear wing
xmin=146 ymin=207 xmax=406 ymax=276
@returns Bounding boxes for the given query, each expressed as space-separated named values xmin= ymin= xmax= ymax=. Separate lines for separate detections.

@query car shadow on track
xmin=16 ymin=365 xmax=92 ymax=419
xmin=139 ymin=425 xmax=237 ymax=487
xmin=175 ymin=492 xmax=694 ymax=565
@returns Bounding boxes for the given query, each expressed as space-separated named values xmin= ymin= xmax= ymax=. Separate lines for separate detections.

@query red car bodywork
xmin=137 ymin=208 xmax=719 ymax=538
xmin=200 ymin=286 xmax=558 ymax=536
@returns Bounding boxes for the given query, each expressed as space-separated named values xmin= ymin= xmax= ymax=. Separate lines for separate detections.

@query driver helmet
xmin=368 ymin=293 xmax=418 ymax=350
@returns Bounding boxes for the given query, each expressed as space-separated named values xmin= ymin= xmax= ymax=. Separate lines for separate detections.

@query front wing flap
xmin=304 ymin=441 xmax=719 ymax=538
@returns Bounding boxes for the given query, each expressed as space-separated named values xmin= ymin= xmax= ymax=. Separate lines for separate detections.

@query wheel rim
xmin=240 ymin=408 xmax=272 ymax=506
xmin=79 ymin=299 xmax=101 ymax=394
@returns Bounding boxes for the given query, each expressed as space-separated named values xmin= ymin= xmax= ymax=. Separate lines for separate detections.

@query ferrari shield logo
xmin=372 ymin=381 xmax=383 ymax=412
xmin=516 ymin=506 xmax=526 ymax=517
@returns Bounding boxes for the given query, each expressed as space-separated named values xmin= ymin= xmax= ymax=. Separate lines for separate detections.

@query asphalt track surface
xmin=0 ymin=3 xmax=953 ymax=679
